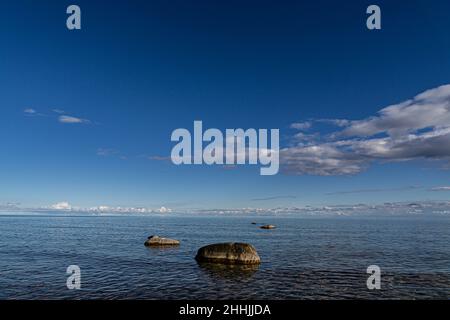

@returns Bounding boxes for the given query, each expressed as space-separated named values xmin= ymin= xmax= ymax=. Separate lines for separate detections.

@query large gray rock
xmin=144 ymin=235 xmax=180 ymax=246
xmin=195 ymin=243 xmax=261 ymax=265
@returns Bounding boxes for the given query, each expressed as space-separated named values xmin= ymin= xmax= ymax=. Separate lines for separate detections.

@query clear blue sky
xmin=1 ymin=0 xmax=450 ymax=211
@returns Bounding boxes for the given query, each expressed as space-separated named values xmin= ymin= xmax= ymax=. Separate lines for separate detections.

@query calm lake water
xmin=0 ymin=214 xmax=449 ymax=299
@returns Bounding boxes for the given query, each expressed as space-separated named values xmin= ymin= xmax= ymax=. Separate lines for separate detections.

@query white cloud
xmin=290 ymin=121 xmax=312 ymax=130
xmin=24 ymin=108 xmax=92 ymax=124
xmin=24 ymin=108 xmax=36 ymax=114
xmin=157 ymin=206 xmax=171 ymax=213
xmin=1 ymin=201 xmax=450 ymax=217
xmin=58 ymin=115 xmax=90 ymax=124
xmin=45 ymin=204 xmax=173 ymax=214
xmin=429 ymin=186 xmax=450 ymax=191
xmin=341 ymin=84 xmax=450 ymax=137
xmin=97 ymin=148 xmax=118 ymax=156
xmin=83 ymin=205 xmax=173 ymax=214
xmin=50 ymin=202 xmax=72 ymax=210
xmin=0 ymin=202 xmax=20 ymax=210
xmin=189 ymin=201 xmax=450 ymax=216
xmin=317 ymin=119 xmax=351 ymax=127
xmin=282 ymin=84 xmax=450 ymax=175
xmin=292 ymin=132 xmax=319 ymax=143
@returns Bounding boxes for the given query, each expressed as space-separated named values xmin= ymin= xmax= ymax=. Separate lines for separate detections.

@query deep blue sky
xmin=1 ymin=0 xmax=450 ymax=210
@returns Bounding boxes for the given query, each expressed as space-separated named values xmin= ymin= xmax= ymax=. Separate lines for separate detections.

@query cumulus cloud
xmin=282 ymin=84 xmax=450 ymax=175
xmin=84 ymin=205 xmax=172 ymax=214
xmin=189 ymin=201 xmax=450 ymax=217
xmin=50 ymin=201 xmax=72 ymax=210
xmin=0 ymin=202 xmax=21 ymax=211
xmin=1 ymin=201 xmax=450 ymax=217
xmin=36 ymin=202 xmax=172 ymax=214
xmin=281 ymin=143 xmax=368 ymax=175
xmin=341 ymin=85 xmax=450 ymax=137
xmin=157 ymin=206 xmax=171 ymax=213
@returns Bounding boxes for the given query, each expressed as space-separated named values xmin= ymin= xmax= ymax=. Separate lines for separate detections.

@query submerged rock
xmin=144 ymin=235 xmax=180 ymax=246
xmin=260 ymin=225 xmax=276 ymax=229
xmin=195 ymin=243 xmax=261 ymax=265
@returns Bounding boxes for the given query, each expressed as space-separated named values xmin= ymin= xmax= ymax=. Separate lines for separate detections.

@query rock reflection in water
xmin=197 ymin=262 xmax=259 ymax=279
xmin=145 ymin=245 xmax=181 ymax=252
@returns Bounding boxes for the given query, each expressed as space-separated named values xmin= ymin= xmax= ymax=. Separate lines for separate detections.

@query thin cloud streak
xmin=429 ymin=186 xmax=450 ymax=191
xmin=97 ymin=148 xmax=127 ymax=160
xmin=290 ymin=121 xmax=312 ymax=130
xmin=23 ymin=108 xmax=92 ymax=124
xmin=24 ymin=108 xmax=36 ymax=114
xmin=58 ymin=115 xmax=90 ymax=124
xmin=326 ymin=186 xmax=422 ymax=195
xmin=148 ymin=155 xmax=172 ymax=161
xmin=252 ymin=195 xmax=297 ymax=201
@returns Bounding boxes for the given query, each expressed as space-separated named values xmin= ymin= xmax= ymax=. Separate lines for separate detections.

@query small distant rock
xmin=260 ymin=225 xmax=276 ymax=229
xmin=195 ymin=243 xmax=261 ymax=265
xmin=144 ymin=235 xmax=180 ymax=246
